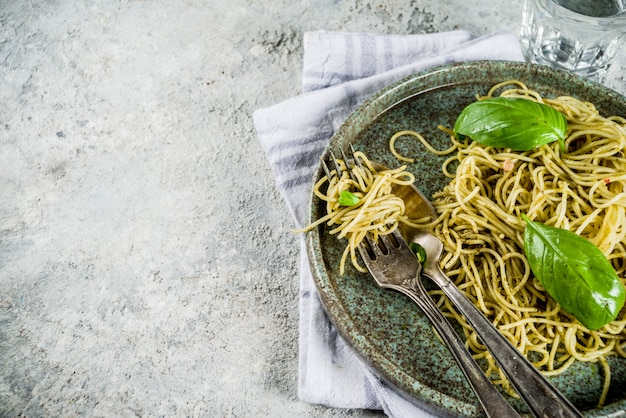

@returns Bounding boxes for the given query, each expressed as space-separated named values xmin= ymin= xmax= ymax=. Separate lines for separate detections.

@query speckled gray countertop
xmin=1 ymin=1 xmax=625 ymax=417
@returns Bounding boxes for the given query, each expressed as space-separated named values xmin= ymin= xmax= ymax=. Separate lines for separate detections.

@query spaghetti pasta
xmin=294 ymin=151 xmax=428 ymax=275
xmin=406 ymin=80 xmax=626 ymax=405
xmin=297 ymin=79 xmax=626 ymax=407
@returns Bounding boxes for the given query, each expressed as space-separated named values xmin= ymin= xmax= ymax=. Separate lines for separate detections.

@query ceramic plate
xmin=305 ymin=61 xmax=626 ymax=417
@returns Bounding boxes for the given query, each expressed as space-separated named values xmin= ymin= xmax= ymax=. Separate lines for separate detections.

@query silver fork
xmin=359 ymin=229 xmax=522 ymax=418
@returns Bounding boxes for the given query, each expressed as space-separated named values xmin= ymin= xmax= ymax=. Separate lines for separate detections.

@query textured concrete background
xmin=1 ymin=1 xmax=625 ymax=417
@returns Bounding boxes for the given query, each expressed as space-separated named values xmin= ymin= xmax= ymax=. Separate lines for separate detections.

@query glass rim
xmin=532 ymin=0 xmax=626 ymax=23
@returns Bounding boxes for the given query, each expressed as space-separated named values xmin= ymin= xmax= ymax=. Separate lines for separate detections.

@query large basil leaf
xmin=454 ymin=97 xmax=567 ymax=151
xmin=522 ymin=215 xmax=625 ymax=330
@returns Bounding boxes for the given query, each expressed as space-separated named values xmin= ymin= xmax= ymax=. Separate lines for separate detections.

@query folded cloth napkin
xmin=254 ymin=30 xmax=524 ymax=417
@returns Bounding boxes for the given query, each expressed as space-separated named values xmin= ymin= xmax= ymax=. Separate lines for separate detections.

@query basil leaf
xmin=522 ymin=215 xmax=625 ymax=330
xmin=409 ymin=242 xmax=427 ymax=265
xmin=454 ymin=97 xmax=567 ymax=151
xmin=338 ymin=190 xmax=360 ymax=206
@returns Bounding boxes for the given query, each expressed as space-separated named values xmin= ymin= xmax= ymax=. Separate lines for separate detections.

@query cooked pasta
xmin=297 ymin=79 xmax=626 ymax=407
xmin=406 ymin=80 xmax=626 ymax=405
xmin=294 ymin=151 xmax=428 ymax=275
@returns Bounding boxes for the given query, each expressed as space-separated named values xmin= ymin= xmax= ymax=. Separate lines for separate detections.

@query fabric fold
xmin=253 ymin=29 xmax=524 ymax=417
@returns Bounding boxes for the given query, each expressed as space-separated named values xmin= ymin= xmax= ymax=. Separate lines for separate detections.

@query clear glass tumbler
xmin=520 ymin=0 xmax=626 ymax=82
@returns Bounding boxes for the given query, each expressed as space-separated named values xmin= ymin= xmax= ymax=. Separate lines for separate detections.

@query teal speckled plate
xmin=305 ymin=61 xmax=626 ymax=417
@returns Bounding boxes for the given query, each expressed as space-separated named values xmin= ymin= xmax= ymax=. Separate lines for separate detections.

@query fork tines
xmin=361 ymin=229 xmax=403 ymax=260
xmin=321 ymin=144 xmax=362 ymax=181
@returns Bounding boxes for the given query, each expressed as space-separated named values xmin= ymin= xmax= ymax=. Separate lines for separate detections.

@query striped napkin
xmin=253 ymin=30 xmax=524 ymax=417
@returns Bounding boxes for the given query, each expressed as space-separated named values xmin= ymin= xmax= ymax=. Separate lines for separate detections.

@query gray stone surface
xmin=1 ymin=1 xmax=624 ymax=417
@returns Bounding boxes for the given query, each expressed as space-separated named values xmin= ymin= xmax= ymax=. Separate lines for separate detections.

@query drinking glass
xmin=520 ymin=0 xmax=626 ymax=82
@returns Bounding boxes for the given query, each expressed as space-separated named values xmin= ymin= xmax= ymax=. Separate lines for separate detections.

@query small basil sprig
xmin=409 ymin=242 xmax=427 ymax=265
xmin=338 ymin=190 xmax=360 ymax=206
xmin=454 ymin=97 xmax=567 ymax=151
xmin=522 ymin=215 xmax=625 ymax=330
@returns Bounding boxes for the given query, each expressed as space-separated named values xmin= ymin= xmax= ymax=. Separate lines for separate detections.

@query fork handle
xmin=391 ymin=276 xmax=522 ymax=418
xmin=423 ymin=264 xmax=583 ymax=418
